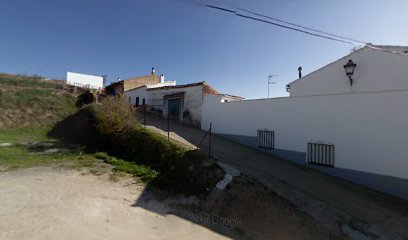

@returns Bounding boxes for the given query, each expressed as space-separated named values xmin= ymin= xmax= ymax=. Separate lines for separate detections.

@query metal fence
xmin=257 ymin=129 xmax=275 ymax=149
xmin=307 ymin=142 xmax=335 ymax=167
xmin=136 ymin=106 xmax=213 ymax=158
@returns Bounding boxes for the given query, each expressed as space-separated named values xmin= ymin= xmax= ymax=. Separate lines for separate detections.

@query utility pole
xmin=268 ymin=74 xmax=279 ymax=98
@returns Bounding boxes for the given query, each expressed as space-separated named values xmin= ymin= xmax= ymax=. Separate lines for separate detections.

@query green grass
xmin=95 ymin=152 xmax=159 ymax=182
xmin=0 ymin=145 xmax=97 ymax=170
xmin=0 ymin=127 xmax=98 ymax=170
xmin=0 ymin=127 xmax=51 ymax=143
xmin=0 ymin=73 xmax=60 ymax=89
xmin=0 ymin=88 xmax=73 ymax=108
xmin=0 ymin=74 xmax=76 ymax=128
xmin=0 ymin=127 xmax=160 ymax=184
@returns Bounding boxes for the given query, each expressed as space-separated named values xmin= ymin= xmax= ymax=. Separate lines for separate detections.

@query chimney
xmin=160 ymin=74 xmax=165 ymax=83
xmin=298 ymin=66 xmax=302 ymax=79
xmin=151 ymin=67 xmax=156 ymax=75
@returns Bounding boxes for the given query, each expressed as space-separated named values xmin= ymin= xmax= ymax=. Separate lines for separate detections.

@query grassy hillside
xmin=0 ymin=73 xmax=76 ymax=128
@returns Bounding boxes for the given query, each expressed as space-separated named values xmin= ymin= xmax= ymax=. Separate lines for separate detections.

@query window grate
xmin=307 ymin=143 xmax=335 ymax=167
xmin=257 ymin=130 xmax=274 ymax=149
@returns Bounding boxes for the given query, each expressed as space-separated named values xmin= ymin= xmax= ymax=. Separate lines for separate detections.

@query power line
xmin=231 ymin=5 xmax=367 ymax=45
xmin=205 ymin=4 xmax=359 ymax=45
xmin=180 ymin=0 xmax=366 ymax=46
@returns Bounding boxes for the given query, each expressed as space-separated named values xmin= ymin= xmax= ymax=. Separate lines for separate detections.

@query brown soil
xmin=199 ymin=177 xmax=339 ymax=240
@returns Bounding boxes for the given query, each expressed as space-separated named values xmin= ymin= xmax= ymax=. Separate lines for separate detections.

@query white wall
xmin=289 ymin=47 xmax=408 ymax=97
xmin=124 ymin=82 xmax=176 ymax=106
xmin=124 ymin=86 xmax=147 ymax=105
xmin=147 ymin=81 xmax=176 ymax=88
xmin=202 ymin=90 xmax=408 ymax=179
xmin=66 ymin=72 xmax=103 ymax=89
xmin=147 ymin=85 xmax=204 ymax=125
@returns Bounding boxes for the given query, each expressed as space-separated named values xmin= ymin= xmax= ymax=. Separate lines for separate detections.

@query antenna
xmin=268 ymin=74 xmax=279 ymax=98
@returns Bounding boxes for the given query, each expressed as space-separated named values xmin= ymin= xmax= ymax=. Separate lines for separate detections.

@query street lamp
xmin=343 ymin=59 xmax=357 ymax=86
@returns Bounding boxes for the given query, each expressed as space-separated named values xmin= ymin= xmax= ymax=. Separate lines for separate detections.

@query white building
xmin=201 ymin=45 xmax=408 ymax=200
xmin=124 ymin=78 xmax=176 ymax=106
xmin=125 ymin=81 xmax=243 ymax=127
xmin=66 ymin=72 xmax=103 ymax=90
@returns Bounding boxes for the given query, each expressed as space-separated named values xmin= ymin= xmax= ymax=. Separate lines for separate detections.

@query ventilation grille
xmin=307 ymin=143 xmax=335 ymax=167
xmin=257 ymin=130 xmax=274 ymax=149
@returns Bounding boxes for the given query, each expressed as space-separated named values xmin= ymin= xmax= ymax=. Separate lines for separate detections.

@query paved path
xmin=137 ymin=112 xmax=408 ymax=239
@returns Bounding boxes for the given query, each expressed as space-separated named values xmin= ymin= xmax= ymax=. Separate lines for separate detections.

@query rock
xmin=202 ymin=158 xmax=216 ymax=167
xmin=216 ymin=173 xmax=233 ymax=190
xmin=217 ymin=162 xmax=241 ymax=177
xmin=0 ymin=143 xmax=12 ymax=147
xmin=35 ymin=142 xmax=54 ymax=148
xmin=41 ymin=148 xmax=71 ymax=154
xmin=341 ymin=224 xmax=372 ymax=240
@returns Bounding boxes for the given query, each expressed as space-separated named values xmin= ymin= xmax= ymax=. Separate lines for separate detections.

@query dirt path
xmin=0 ymin=167 xmax=229 ymax=240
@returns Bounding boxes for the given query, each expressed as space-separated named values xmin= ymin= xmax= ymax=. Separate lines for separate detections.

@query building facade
xmin=66 ymin=72 xmax=103 ymax=90
xmin=125 ymin=81 xmax=243 ymax=127
xmin=105 ymin=68 xmax=162 ymax=96
xmin=201 ymin=45 xmax=408 ymax=200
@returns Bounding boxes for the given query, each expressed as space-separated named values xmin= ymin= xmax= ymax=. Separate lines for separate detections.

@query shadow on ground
xmin=135 ymin=110 xmax=408 ymax=240
xmin=47 ymin=108 xmax=336 ymax=239
xmin=131 ymin=174 xmax=335 ymax=240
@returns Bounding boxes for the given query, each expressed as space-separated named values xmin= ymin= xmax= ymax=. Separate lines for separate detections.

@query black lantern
xmin=343 ymin=59 xmax=357 ymax=86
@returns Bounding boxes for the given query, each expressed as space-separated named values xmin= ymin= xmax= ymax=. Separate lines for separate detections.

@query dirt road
xmin=0 ymin=167 xmax=229 ymax=240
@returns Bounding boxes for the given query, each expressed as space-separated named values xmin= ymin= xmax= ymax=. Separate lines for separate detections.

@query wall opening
xmin=257 ymin=129 xmax=275 ymax=149
xmin=307 ymin=142 xmax=335 ymax=167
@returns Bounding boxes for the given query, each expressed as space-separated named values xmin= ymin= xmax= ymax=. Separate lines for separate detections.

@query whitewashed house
xmin=124 ymin=74 xmax=176 ymax=106
xmin=125 ymin=80 xmax=243 ymax=127
xmin=201 ymin=45 xmax=408 ymax=200
xmin=66 ymin=71 xmax=103 ymax=90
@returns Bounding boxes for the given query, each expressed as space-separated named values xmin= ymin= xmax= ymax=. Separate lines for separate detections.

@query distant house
xmin=125 ymin=81 xmax=243 ymax=127
xmin=105 ymin=68 xmax=163 ymax=96
xmin=66 ymin=72 xmax=103 ymax=90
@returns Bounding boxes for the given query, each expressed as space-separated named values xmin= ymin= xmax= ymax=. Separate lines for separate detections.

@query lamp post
xmin=268 ymin=74 xmax=279 ymax=98
xmin=343 ymin=59 xmax=357 ymax=86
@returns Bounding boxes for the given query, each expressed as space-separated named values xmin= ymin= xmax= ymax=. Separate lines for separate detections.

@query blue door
xmin=168 ymin=98 xmax=181 ymax=120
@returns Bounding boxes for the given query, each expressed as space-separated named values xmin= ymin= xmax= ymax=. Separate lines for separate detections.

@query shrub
xmin=51 ymin=96 xmax=224 ymax=195
xmin=94 ymin=96 xmax=139 ymax=136
xmin=75 ymin=91 xmax=95 ymax=108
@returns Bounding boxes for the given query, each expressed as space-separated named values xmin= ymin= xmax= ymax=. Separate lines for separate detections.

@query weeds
xmin=95 ymin=152 xmax=159 ymax=182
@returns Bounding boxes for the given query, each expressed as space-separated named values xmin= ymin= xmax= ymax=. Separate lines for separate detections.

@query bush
xmin=75 ymin=91 xmax=95 ymax=108
xmin=51 ymin=96 xmax=224 ymax=195
xmin=94 ymin=96 xmax=139 ymax=136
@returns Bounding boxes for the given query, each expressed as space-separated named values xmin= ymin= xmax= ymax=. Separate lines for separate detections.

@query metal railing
xmin=257 ymin=129 xmax=275 ymax=149
xmin=307 ymin=142 xmax=335 ymax=167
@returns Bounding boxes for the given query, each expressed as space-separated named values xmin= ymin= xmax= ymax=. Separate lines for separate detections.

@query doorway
xmin=167 ymin=98 xmax=181 ymax=120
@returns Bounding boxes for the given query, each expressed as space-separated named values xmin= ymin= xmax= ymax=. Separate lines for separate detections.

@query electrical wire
xmin=231 ymin=5 xmax=367 ymax=45
xmin=179 ymin=0 xmax=366 ymax=46
xmin=205 ymin=4 xmax=359 ymax=45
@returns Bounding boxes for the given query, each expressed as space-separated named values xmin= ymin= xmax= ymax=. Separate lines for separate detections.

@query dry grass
xmin=0 ymin=73 xmax=76 ymax=128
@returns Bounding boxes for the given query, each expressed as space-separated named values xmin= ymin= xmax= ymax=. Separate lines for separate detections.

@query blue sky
xmin=1 ymin=0 xmax=407 ymax=99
